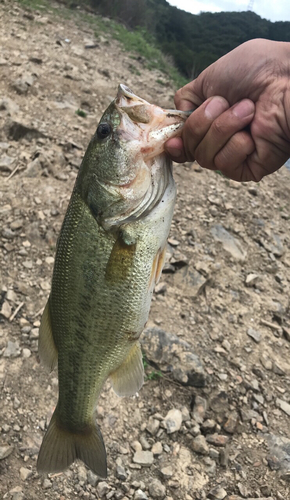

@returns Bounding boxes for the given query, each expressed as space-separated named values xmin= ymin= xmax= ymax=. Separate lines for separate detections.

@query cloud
xmin=167 ymin=0 xmax=290 ymax=22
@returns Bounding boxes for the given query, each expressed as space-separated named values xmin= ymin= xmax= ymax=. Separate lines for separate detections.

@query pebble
xmin=22 ymin=348 xmax=31 ymax=358
xmin=276 ymin=398 xmax=290 ymax=416
xmin=247 ymin=327 xmax=262 ymax=343
xmin=164 ymin=409 xmax=182 ymax=434
xmin=133 ymin=450 xmax=154 ymax=466
xmin=116 ymin=464 xmax=127 ymax=480
xmin=191 ymin=435 xmax=209 ymax=455
xmin=42 ymin=478 xmax=52 ymax=489
xmin=87 ymin=470 xmax=98 ymax=486
xmin=1 ymin=300 xmax=11 ymax=319
xmin=207 ymin=486 xmax=227 ymax=499
xmin=192 ymin=395 xmax=207 ymax=423
xmin=97 ymin=481 xmax=110 ymax=498
xmin=160 ymin=465 xmax=173 ymax=479
xmin=134 ymin=490 xmax=148 ymax=500
xmin=3 ymin=341 xmax=21 ymax=358
xmin=223 ymin=412 xmax=238 ymax=434
xmin=19 ymin=467 xmax=33 ymax=480
xmin=206 ymin=434 xmax=229 ymax=447
xmin=148 ymin=478 xmax=166 ymax=499
xmin=152 ymin=441 xmax=163 ymax=455
xmin=146 ymin=416 xmax=160 ymax=435
xmin=0 ymin=445 xmax=14 ymax=460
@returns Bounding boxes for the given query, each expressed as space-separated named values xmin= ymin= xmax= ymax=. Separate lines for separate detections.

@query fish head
xmin=78 ymin=84 xmax=190 ymax=226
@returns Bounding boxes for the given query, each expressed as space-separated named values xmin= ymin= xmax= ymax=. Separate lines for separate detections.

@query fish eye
xmin=96 ymin=123 xmax=112 ymax=140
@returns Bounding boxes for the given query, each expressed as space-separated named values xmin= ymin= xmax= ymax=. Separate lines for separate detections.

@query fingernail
xmin=205 ymin=97 xmax=228 ymax=119
xmin=233 ymin=100 xmax=254 ymax=119
xmin=166 ymin=147 xmax=182 ymax=158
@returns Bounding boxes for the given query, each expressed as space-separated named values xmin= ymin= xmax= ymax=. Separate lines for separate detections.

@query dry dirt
xmin=0 ymin=2 xmax=290 ymax=500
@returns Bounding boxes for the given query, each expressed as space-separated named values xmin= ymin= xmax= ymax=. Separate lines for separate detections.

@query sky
xmin=166 ymin=0 xmax=290 ymax=23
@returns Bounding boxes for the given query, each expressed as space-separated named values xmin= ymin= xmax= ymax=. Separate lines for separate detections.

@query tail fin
xmin=37 ymin=410 xmax=107 ymax=477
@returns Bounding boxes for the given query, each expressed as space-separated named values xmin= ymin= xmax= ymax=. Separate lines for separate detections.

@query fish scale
xmin=37 ymin=84 xmax=190 ymax=476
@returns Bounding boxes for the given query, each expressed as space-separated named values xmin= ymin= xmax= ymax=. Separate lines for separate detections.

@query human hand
xmin=165 ymin=39 xmax=290 ymax=181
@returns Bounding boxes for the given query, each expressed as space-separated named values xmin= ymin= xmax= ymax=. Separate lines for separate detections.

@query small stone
xmin=140 ymin=435 xmax=151 ymax=450
xmin=20 ymin=467 xmax=33 ymax=480
xmin=146 ymin=417 xmax=160 ymax=436
xmin=78 ymin=465 xmax=87 ymax=483
xmin=1 ymin=300 xmax=11 ymax=319
xmin=134 ymin=490 xmax=148 ymax=500
xmin=208 ymin=486 xmax=227 ymax=499
xmin=160 ymin=465 xmax=173 ymax=479
xmin=152 ymin=441 xmax=163 ymax=455
xmin=22 ymin=348 xmax=31 ymax=358
xmin=223 ymin=412 xmax=238 ymax=434
xmin=191 ymin=435 xmax=209 ymax=455
xmin=192 ymin=396 xmax=207 ymax=423
xmin=206 ymin=434 xmax=229 ymax=447
xmin=131 ymin=440 xmax=142 ymax=452
xmin=97 ymin=481 xmax=110 ymax=498
xmin=133 ymin=450 xmax=153 ymax=466
xmin=148 ymin=478 xmax=166 ymax=499
xmin=0 ymin=445 xmax=14 ymax=460
xmin=87 ymin=470 xmax=98 ymax=486
xmin=3 ymin=341 xmax=21 ymax=358
xmin=42 ymin=478 xmax=52 ymax=489
xmin=164 ymin=409 xmax=182 ymax=434
xmin=247 ymin=327 xmax=262 ymax=343
xmin=276 ymin=398 xmax=290 ymax=416
xmin=116 ymin=464 xmax=127 ymax=480
xmin=245 ymin=273 xmax=259 ymax=286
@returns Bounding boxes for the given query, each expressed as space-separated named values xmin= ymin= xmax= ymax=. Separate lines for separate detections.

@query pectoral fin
xmin=109 ymin=342 xmax=144 ymax=397
xmin=38 ymin=300 xmax=58 ymax=371
xmin=105 ymin=232 xmax=136 ymax=284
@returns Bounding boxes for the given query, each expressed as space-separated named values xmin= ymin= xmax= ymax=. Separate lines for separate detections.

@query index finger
xmin=174 ymin=81 xmax=204 ymax=111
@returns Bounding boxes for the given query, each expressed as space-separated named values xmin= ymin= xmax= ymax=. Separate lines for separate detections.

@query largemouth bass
xmin=37 ymin=84 xmax=189 ymax=477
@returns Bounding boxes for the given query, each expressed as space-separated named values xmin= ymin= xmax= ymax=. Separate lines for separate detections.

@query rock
xmin=146 ymin=416 xmax=160 ymax=435
xmin=22 ymin=348 xmax=31 ymax=358
xmin=207 ymin=486 xmax=227 ymax=499
xmin=20 ymin=467 xmax=33 ymax=480
xmin=133 ymin=450 xmax=154 ymax=466
xmin=87 ymin=470 xmax=98 ymax=486
xmin=77 ymin=465 xmax=87 ymax=483
xmin=247 ymin=327 xmax=262 ymax=343
xmin=164 ymin=409 xmax=182 ymax=434
xmin=134 ymin=490 xmax=148 ymax=500
xmin=276 ymin=399 xmax=290 ymax=416
xmin=160 ymin=465 xmax=173 ymax=479
xmin=173 ymin=265 xmax=207 ymax=297
xmin=223 ymin=412 xmax=239 ymax=434
xmin=245 ymin=273 xmax=259 ymax=286
xmin=0 ymin=155 xmax=15 ymax=172
xmin=206 ymin=434 xmax=229 ymax=447
xmin=42 ymin=478 xmax=52 ymax=489
xmin=283 ymin=326 xmax=290 ymax=342
xmin=116 ymin=464 xmax=127 ymax=480
xmin=151 ymin=442 xmax=163 ymax=455
xmin=1 ymin=300 xmax=11 ymax=319
xmin=148 ymin=478 xmax=166 ymax=499
xmin=97 ymin=481 xmax=110 ymax=498
xmin=191 ymin=435 xmax=209 ymax=455
xmin=141 ymin=328 xmax=206 ymax=387
xmin=192 ymin=395 xmax=207 ymax=423
xmin=3 ymin=341 xmax=21 ymax=358
xmin=0 ymin=445 xmax=13 ymax=460
xmin=211 ymin=224 xmax=247 ymax=261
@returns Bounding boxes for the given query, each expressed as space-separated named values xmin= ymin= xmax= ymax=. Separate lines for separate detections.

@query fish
xmin=37 ymin=84 xmax=190 ymax=477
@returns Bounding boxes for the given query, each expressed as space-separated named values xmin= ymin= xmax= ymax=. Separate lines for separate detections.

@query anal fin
xmin=38 ymin=299 xmax=58 ymax=371
xmin=109 ymin=342 xmax=144 ymax=397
